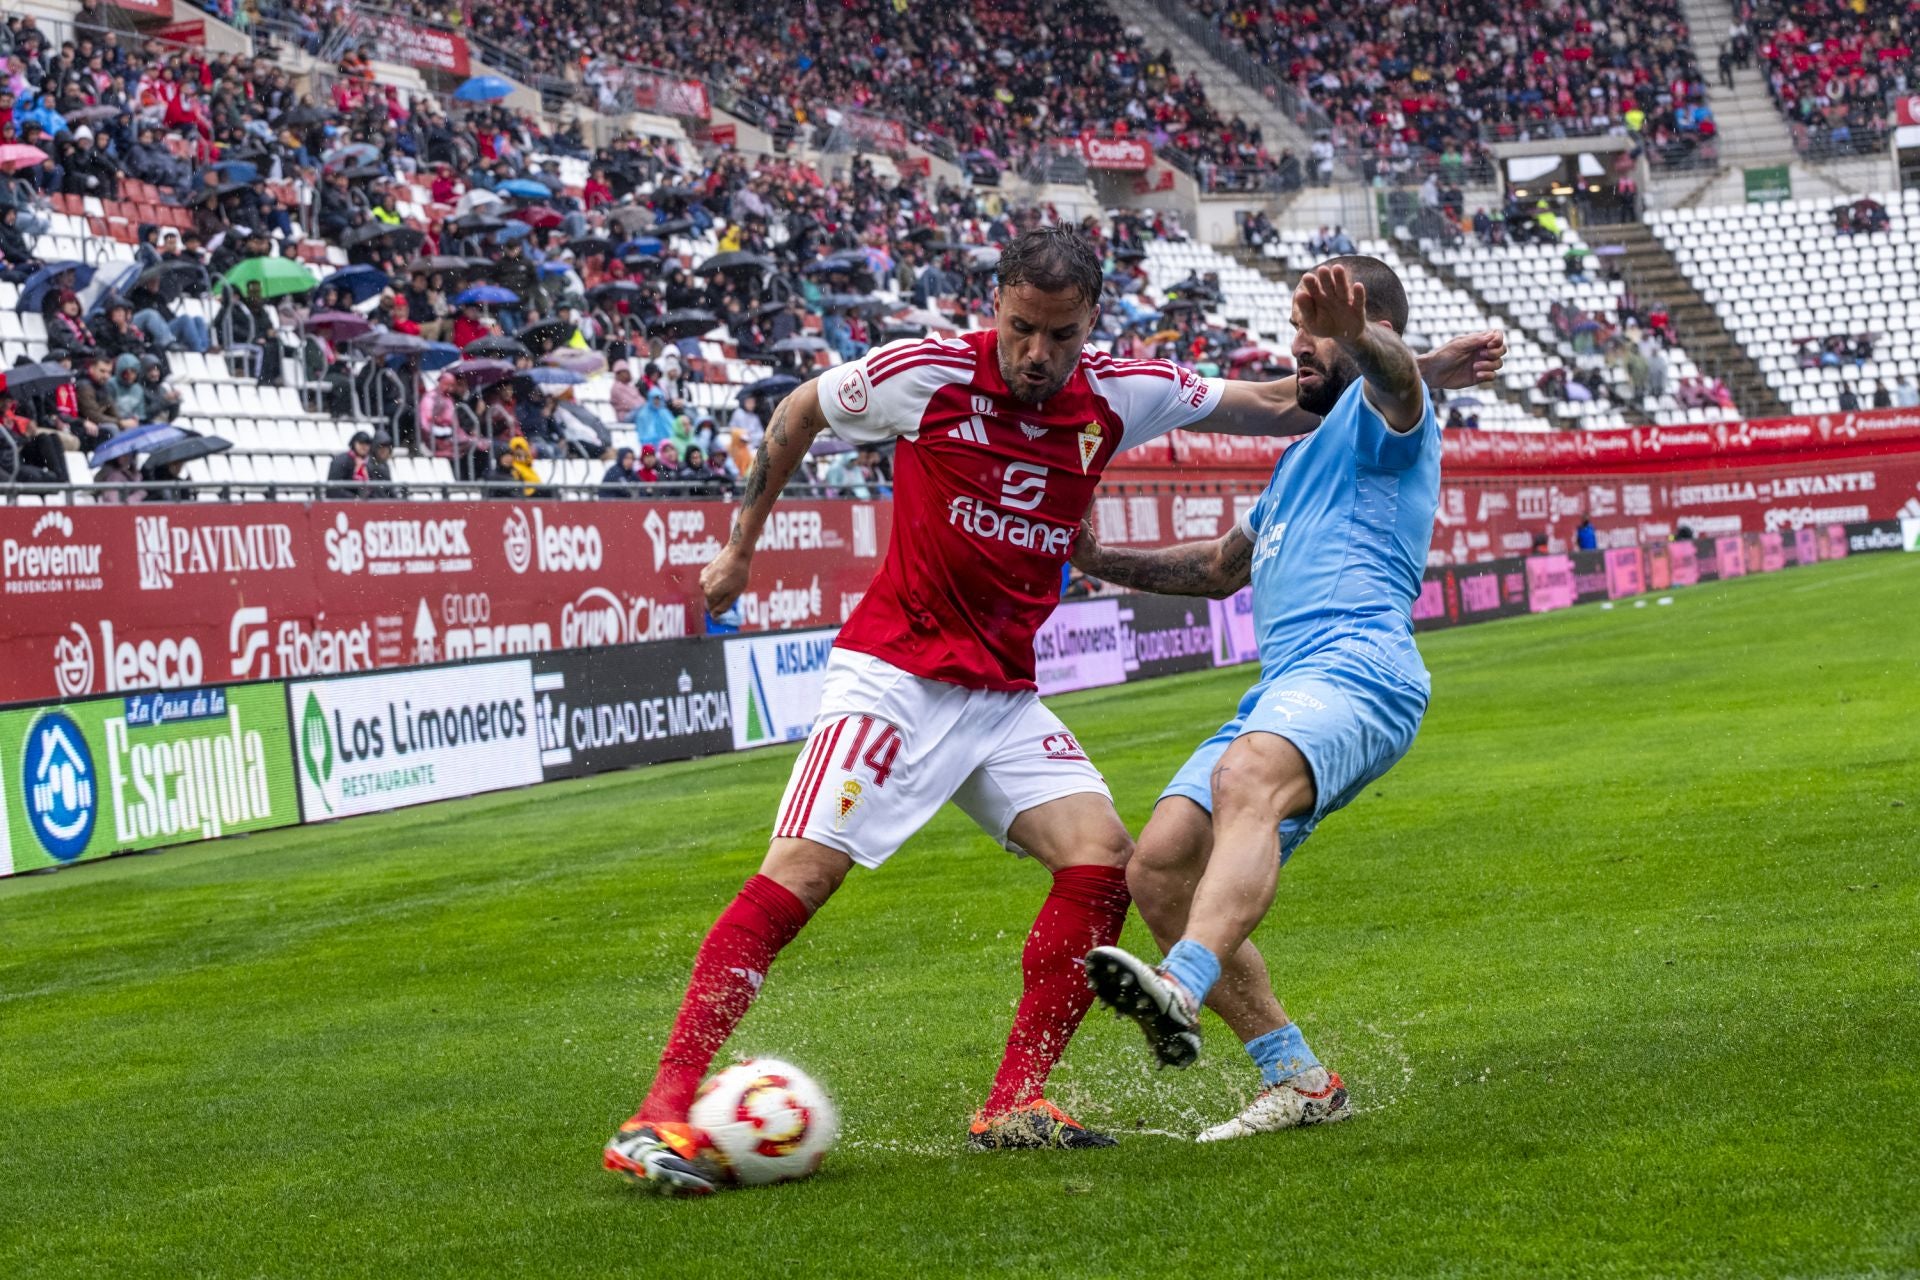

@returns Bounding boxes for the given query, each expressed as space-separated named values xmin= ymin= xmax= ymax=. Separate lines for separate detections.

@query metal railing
xmin=0 ymin=475 xmax=1254 ymax=506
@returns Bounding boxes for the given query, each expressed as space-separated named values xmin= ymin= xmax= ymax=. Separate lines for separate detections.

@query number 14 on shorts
xmin=776 ymin=715 xmax=902 ymax=842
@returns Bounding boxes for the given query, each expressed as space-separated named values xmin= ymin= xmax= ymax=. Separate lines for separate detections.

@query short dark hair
xmin=996 ymin=226 xmax=1103 ymax=309
xmin=1322 ymin=254 xmax=1410 ymax=335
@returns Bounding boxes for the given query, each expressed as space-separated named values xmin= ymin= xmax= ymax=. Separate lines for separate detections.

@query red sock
xmin=983 ymin=864 xmax=1131 ymax=1116
xmin=637 ymin=874 xmax=810 ymax=1123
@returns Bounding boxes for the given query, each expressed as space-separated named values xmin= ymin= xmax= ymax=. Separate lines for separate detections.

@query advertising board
xmin=1033 ymin=599 xmax=1126 ymax=696
xmin=532 ymin=642 xmax=733 ymax=779
xmin=0 ymin=683 xmax=297 ymax=876
xmin=1668 ymin=540 xmax=1700 ymax=586
xmin=288 ymin=662 xmax=542 ymax=820
xmin=723 ymin=629 xmax=839 ymax=750
xmin=1208 ymin=589 xmax=1261 ymax=667
xmin=0 ymin=501 xmax=888 ymax=706
xmin=1119 ymin=595 xmax=1216 ymax=682
xmin=1525 ymin=554 xmax=1576 ymax=613
xmin=1715 ymin=535 xmax=1748 ymax=579
xmin=1604 ymin=547 xmax=1647 ymax=599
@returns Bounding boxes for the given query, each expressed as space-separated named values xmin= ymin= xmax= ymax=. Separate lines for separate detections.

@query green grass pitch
xmin=3 ymin=554 xmax=1916 ymax=1278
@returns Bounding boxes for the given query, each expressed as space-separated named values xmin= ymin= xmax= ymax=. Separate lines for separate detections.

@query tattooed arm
xmin=1070 ymin=515 xmax=1255 ymax=600
xmin=699 ymin=380 xmax=830 ymax=614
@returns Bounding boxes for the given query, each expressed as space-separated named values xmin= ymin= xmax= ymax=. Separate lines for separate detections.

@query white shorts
xmin=771 ymin=649 xmax=1111 ymax=868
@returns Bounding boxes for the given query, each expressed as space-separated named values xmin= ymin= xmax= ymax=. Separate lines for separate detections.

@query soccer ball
xmin=688 ymin=1058 xmax=838 ymax=1187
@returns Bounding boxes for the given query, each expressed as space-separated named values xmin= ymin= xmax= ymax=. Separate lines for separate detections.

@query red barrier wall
xmin=0 ymin=501 xmax=890 ymax=705
xmin=1109 ymin=407 xmax=1920 ymax=478
xmin=3 ymin=430 xmax=1915 ymax=705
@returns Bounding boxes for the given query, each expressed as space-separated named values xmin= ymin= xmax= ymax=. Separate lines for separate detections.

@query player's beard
xmin=1295 ymin=346 xmax=1362 ymax=416
xmin=999 ymin=348 xmax=1071 ymax=405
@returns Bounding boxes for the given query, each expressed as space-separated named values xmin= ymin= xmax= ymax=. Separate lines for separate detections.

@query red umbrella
xmin=508 ymin=206 xmax=563 ymax=230
xmin=0 ymin=143 xmax=49 ymax=173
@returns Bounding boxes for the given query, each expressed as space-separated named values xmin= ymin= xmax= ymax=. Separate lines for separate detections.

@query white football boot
xmin=1196 ymin=1066 xmax=1353 ymax=1143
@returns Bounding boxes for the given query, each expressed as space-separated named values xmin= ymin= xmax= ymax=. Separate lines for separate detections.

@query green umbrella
xmin=218 ymin=256 xmax=319 ymax=299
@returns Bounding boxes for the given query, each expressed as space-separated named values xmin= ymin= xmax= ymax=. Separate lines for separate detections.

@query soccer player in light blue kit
xmin=1074 ymin=258 xmax=1502 ymax=1141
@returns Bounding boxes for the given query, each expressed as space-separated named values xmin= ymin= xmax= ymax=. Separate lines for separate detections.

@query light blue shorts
xmin=1160 ymin=655 xmax=1427 ymax=860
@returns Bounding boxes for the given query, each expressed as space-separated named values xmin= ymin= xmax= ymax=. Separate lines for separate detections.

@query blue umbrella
xmin=539 ymin=261 xmax=571 ymax=277
xmin=89 ymin=423 xmax=185 ymax=466
xmin=495 ymin=178 xmax=551 ymax=200
xmin=619 ymin=237 xmax=664 ymax=257
xmin=211 ymin=159 xmax=260 ymax=184
xmin=453 ymin=75 xmax=515 ymax=102
xmin=518 ymin=367 xmax=584 ymax=386
xmin=454 ymin=285 xmax=519 ymax=306
xmin=319 ymin=265 xmax=389 ymax=305
xmin=17 ymin=260 xmax=95 ymax=312
xmin=494 ymin=221 xmax=532 ymax=243
xmin=86 ymin=262 xmax=142 ymax=318
xmin=419 ymin=342 xmax=462 ymax=371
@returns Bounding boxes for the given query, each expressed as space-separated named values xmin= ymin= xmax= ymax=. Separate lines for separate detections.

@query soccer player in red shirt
xmin=605 ymin=228 xmax=1495 ymax=1192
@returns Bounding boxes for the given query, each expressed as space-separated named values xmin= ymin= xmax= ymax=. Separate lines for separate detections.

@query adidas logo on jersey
xmin=950 ymin=415 xmax=990 ymax=445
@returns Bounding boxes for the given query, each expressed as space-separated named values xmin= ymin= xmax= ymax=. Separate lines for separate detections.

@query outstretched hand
xmin=1292 ymin=263 xmax=1370 ymax=344
xmin=1420 ymin=330 xmax=1507 ymax=390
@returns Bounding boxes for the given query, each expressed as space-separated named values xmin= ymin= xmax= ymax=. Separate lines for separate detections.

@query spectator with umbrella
xmin=139 ymin=429 xmax=227 ymax=502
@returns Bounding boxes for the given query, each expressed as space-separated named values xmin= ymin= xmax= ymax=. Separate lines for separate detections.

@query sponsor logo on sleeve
xmin=837 ymin=367 xmax=870 ymax=414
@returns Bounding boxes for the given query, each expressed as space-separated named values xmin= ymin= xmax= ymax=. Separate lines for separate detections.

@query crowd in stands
xmin=1183 ymin=0 xmax=1716 ymax=179
xmin=1738 ymin=0 xmax=1916 ymax=157
xmin=0 ymin=2 xmax=1303 ymax=499
xmin=262 ymin=0 xmax=1277 ymax=186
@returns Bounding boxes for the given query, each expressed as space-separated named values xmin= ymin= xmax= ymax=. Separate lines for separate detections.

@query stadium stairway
xmin=1227 ymin=241 xmax=1558 ymax=430
xmin=1103 ymin=0 xmax=1320 ymax=182
xmin=1676 ymin=0 xmax=1799 ymax=170
xmin=1396 ymin=243 xmax=1651 ymax=429
xmin=1606 ymin=222 xmax=1789 ymax=417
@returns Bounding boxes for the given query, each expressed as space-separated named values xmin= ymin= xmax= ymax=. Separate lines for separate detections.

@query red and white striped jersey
xmin=814 ymin=330 xmax=1223 ymax=691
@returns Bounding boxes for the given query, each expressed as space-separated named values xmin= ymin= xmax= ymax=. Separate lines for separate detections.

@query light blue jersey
xmin=1240 ymin=377 xmax=1441 ymax=690
xmin=1162 ymin=377 xmax=1440 ymax=858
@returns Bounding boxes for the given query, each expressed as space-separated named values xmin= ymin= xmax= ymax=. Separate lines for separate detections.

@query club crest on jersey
xmin=1076 ymin=422 xmax=1103 ymax=472
xmin=833 ymin=779 xmax=864 ymax=831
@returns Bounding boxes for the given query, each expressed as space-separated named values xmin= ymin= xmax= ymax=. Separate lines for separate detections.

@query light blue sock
xmin=1160 ymin=939 xmax=1221 ymax=1007
xmin=1245 ymin=1023 xmax=1320 ymax=1086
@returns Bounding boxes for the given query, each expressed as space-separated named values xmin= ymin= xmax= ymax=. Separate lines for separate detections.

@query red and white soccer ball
xmin=688 ymin=1058 xmax=838 ymax=1187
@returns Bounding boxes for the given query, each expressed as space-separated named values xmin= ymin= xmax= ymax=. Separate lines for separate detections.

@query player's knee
xmin=759 ymin=840 xmax=852 ymax=914
xmin=1210 ymin=738 xmax=1314 ymax=825
xmin=1081 ymin=822 xmax=1132 ymax=870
